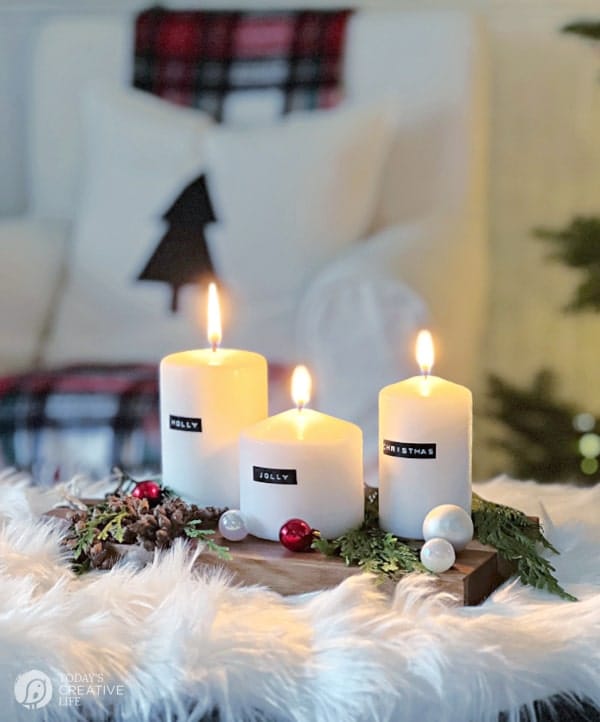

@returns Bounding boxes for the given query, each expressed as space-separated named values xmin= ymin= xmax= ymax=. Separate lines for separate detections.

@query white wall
xmin=487 ymin=7 xmax=600 ymax=407
xmin=480 ymin=4 xmax=600 ymax=473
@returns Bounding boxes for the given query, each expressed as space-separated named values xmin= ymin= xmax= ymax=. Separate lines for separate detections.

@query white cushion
xmin=296 ymin=223 xmax=431 ymax=479
xmin=28 ymin=11 xmax=484 ymax=229
xmin=0 ymin=218 xmax=69 ymax=372
xmin=30 ymin=16 xmax=131 ymax=220
xmin=204 ymin=102 xmax=394 ymax=359
xmin=44 ymin=85 xmax=214 ymax=366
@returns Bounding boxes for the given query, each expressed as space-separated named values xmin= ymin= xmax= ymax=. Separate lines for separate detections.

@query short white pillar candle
xmin=378 ymin=330 xmax=472 ymax=539
xmin=160 ymin=284 xmax=268 ymax=508
xmin=240 ymin=366 xmax=364 ymax=541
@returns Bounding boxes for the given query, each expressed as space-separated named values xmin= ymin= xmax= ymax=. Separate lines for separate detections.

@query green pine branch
xmin=562 ymin=21 xmax=600 ymax=42
xmin=487 ymin=370 xmax=588 ymax=482
xmin=535 ymin=217 xmax=600 ymax=312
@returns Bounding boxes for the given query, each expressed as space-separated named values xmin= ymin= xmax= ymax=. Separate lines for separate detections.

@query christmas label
xmin=169 ymin=415 xmax=202 ymax=432
xmin=253 ymin=465 xmax=298 ymax=485
xmin=383 ymin=440 xmax=436 ymax=459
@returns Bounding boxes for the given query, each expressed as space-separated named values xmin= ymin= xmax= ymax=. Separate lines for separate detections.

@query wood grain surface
xmin=198 ymin=534 xmax=510 ymax=605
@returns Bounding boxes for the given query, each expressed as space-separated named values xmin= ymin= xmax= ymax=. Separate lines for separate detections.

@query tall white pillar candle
xmin=378 ymin=330 xmax=472 ymax=539
xmin=240 ymin=366 xmax=364 ymax=541
xmin=160 ymin=284 xmax=268 ymax=508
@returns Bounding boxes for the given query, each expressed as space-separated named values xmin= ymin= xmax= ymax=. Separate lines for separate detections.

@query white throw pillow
xmin=295 ymin=222 xmax=432 ymax=480
xmin=44 ymin=85 xmax=214 ymax=365
xmin=204 ymin=102 xmax=394 ymax=359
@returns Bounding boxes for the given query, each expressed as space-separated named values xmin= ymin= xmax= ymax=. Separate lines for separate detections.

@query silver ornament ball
xmin=422 ymin=504 xmax=473 ymax=551
xmin=218 ymin=509 xmax=248 ymax=542
xmin=420 ymin=537 xmax=456 ymax=573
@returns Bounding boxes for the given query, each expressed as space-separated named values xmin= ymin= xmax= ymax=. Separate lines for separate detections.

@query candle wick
xmin=211 ymin=341 xmax=218 ymax=353
xmin=297 ymin=402 xmax=305 ymax=413
xmin=419 ymin=369 xmax=432 ymax=397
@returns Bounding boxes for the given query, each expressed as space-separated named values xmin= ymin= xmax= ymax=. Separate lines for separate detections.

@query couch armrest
xmin=0 ymin=217 xmax=70 ymax=372
xmin=296 ymin=213 xmax=488 ymax=474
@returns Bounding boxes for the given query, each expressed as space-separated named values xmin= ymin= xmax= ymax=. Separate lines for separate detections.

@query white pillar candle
xmin=240 ymin=366 xmax=364 ymax=541
xmin=378 ymin=330 xmax=472 ymax=539
xmin=160 ymin=284 xmax=267 ymax=508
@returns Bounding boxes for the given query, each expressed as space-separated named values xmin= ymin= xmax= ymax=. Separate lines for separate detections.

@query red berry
xmin=132 ymin=481 xmax=162 ymax=503
xmin=279 ymin=518 xmax=314 ymax=552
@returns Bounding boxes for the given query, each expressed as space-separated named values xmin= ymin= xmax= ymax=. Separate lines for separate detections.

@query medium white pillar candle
xmin=160 ymin=284 xmax=267 ymax=508
xmin=240 ymin=366 xmax=364 ymax=541
xmin=378 ymin=330 xmax=472 ymax=539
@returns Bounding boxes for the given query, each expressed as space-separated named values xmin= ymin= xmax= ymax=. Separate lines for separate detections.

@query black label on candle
xmin=383 ymin=440 xmax=436 ymax=459
xmin=253 ymin=465 xmax=298 ymax=485
xmin=169 ymin=415 xmax=203 ymax=432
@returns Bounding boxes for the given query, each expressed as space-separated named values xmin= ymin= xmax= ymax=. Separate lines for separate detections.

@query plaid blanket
xmin=0 ymin=365 xmax=160 ymax=483
xmin=133 ymin=6 xmax=352 ymax=122
xmin=0 ymin=363 xmax=291 ymax=484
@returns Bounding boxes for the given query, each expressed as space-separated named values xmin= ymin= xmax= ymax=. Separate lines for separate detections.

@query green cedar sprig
xmin=313 ymin=489 xmax=576 ymax=601
xmin=71 ymin=505 xmax=130 ymax=570
xmin=471 ymin=492 xmax=576 ymax=601
xmin=312 ymin=489 xmax=425 ymax=578
xmin=313 ymin=529 xmax=425 ymax=577
xmin=184 ymin=520 xmax=231 ymax=560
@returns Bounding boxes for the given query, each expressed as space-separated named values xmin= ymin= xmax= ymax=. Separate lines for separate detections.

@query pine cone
xmin=89 ymin=544 xmax=119 ymax=571
xmin=142 ymin=539 xmax=156 ymax=552
xmin=64 ymin=489 xmax=229 ymax=571
xmin=122 ymin=528 xmax=137 ymax=545
xmin=170 ymin=508 xmax=184 ymax=525
xmin=157 ymin=513 xmax=172 ymax=532
xmin=155 ymin=529 xmax=171 ymax=548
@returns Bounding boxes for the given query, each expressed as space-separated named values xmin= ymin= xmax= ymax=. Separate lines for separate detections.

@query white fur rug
xmin=0 ymin=471 xmax=599 ymax=722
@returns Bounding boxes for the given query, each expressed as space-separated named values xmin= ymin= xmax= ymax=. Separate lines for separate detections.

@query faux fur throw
xmin=0 ymin=471 xmax=599 ymax=722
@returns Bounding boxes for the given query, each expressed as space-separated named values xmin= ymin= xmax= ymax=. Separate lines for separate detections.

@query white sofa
xmin=0 ymin=8 xmax=488 ymax=473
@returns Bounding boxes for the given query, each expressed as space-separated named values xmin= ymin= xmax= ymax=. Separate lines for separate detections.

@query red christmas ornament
xmin=131 ymin=481 xmax=162 ymax=504
xmin=279 ymin=518 xmax=315 ymax=552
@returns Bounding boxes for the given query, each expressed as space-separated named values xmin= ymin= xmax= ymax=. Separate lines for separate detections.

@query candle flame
xmin=291 ymin=365 xmax=311 ymax=411
xmin=207 ymin=282 xmax=222 ymax=351
xmin=416 ymin=329 xmax=434 ymax=376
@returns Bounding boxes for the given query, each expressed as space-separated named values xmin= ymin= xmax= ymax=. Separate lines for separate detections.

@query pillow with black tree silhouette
xmin=45 ymin=84 xmax=216 ymax=365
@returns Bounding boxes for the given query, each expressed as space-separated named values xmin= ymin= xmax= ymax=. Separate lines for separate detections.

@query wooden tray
xmin=199 ymin=533 xmax=511 ymax=605
xmin=48 ymin=504 xmax=514 ymax=606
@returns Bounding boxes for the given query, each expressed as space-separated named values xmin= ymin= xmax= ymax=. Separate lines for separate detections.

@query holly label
xmin=169 ymin=415 xmax=203 ymax=432
xmin=253 ymin=466 xmax=298 ymax=485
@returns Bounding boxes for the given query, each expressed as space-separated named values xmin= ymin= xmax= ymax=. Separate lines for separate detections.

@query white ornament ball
xmin=422 ymin=504 xmax=474 ymax=551
xmin=420 ymin=537 xmax=456 ymax=573
xmin=218 ymin=510 xmax=248 ymax=542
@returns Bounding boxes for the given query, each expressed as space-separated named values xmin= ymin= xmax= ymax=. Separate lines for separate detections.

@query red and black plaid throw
xmin=133 ymin=6 xmax=353 ymax=122
xmin=0 ymin=365 xmax=160 ymax=482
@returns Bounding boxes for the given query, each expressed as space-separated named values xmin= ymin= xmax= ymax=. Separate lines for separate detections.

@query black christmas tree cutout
xmin=138 ymin=174 xmax=217 ymax=312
